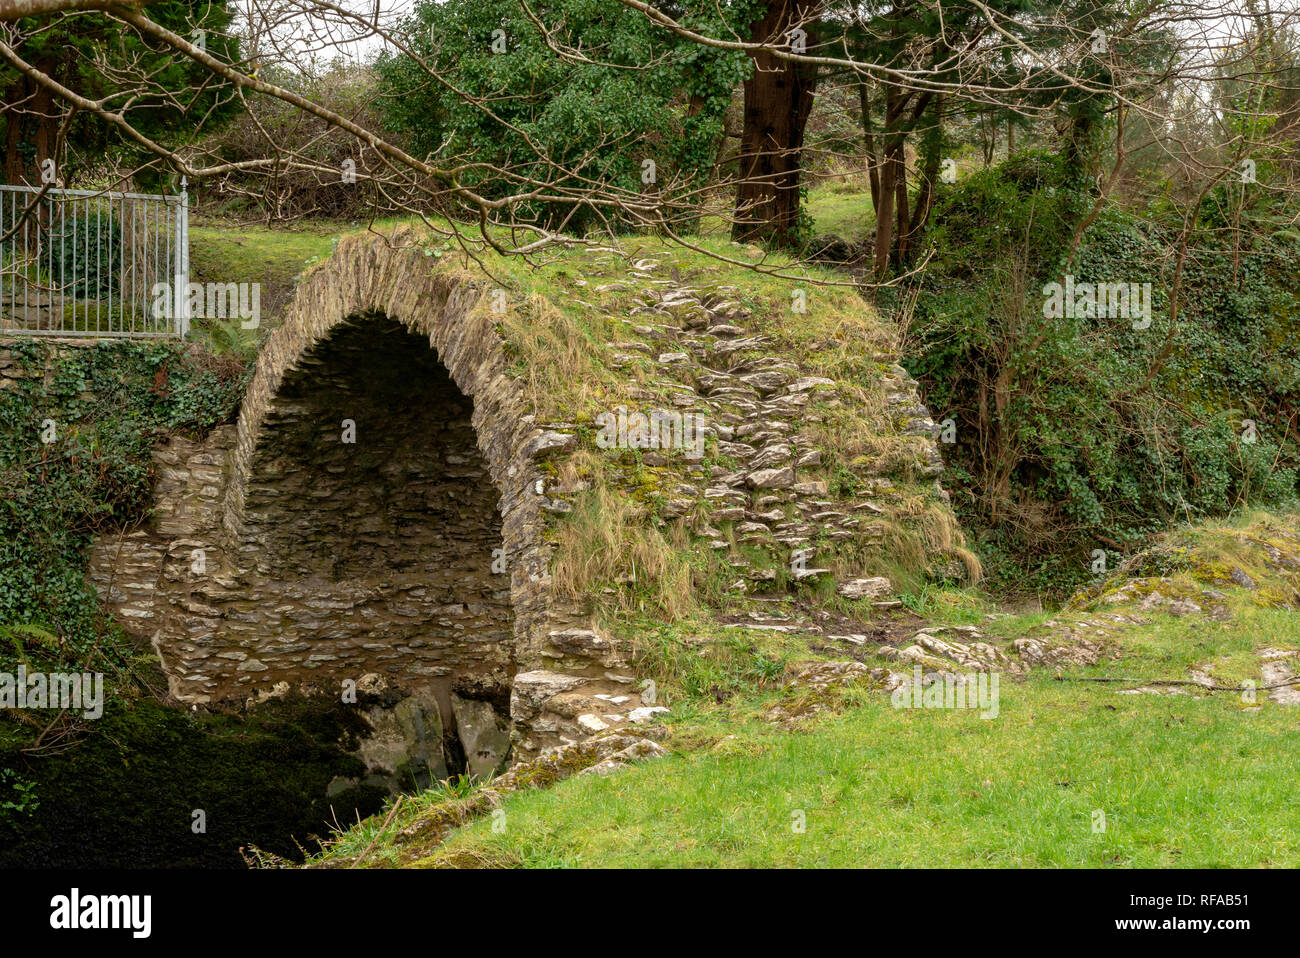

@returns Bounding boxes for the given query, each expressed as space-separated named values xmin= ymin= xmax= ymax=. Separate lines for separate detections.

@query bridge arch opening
xmin=233 ymin=312 xmax=516 ymax=778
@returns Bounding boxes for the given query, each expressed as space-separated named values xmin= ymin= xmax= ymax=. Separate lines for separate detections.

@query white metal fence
xmin=0 ymin=180 xmax=189 ymax=338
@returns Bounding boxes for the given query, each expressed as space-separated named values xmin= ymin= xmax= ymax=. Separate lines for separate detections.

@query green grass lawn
xmin=189 ymin=219 xmax=340 ymax=327
xmin=305 ymin=589 xmax=1300 ymax=869
xmin=805 ymin=182 xmax=875 ymax=243
xmin=421 ymin=684 xmax=1298 ymax=868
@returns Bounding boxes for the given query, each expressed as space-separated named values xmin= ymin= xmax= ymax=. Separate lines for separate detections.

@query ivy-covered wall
xmin=0 ymin=339 xmax=393 ymax=865
xmin=0 ymin=337 xmax=248 ymax=676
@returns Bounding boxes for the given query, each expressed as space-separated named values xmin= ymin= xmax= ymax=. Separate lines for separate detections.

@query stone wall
xmin=82 ymin=231 xmax=640 ymax=762
xmin=73 ymin=226 xmax=965 ymax=768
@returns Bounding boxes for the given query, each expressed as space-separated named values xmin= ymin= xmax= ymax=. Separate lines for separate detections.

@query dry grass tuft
xmin=550 ymin=474 xmax=698 ymax=621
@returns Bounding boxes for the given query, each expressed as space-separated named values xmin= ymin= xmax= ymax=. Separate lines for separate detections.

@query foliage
xmin=47 ymin=209 xmax=122 ymax=299
xmin=0 ymin=1 xmax=241 ymax=187
xmin=0 ymin=768 xmax=39 ymax=825
xmin=906 ymin=151 xmax=1300 ymax=595
xmin=375 ymin=0 xmax=752 ymax=231
xmin=0 ymin=339 xmax=248 ymax=670
xmin=203 ymin=60 xmax=387 ymax=220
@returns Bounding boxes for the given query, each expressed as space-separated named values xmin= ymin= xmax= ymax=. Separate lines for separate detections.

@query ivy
xmin=0 ymin=340 xmax=248 ymax=669
xmin=908 ymin=150 xmax=1300 ymax=595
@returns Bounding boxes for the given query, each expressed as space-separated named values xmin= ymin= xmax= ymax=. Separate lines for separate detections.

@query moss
xmin=0 ymin=690 xmax=388 ymax=868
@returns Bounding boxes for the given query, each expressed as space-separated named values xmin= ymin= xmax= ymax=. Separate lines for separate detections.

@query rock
xmin=739 ymin=371 xmax=791 ymax=394
xmin=356 ymin=673 xmax=389 ymax=696
xmin=627 ymin=705 xmax=670 ymax=724
xmin=576 ymin=714 xmax=610 ymax=733
xmin=837 ymin=577 xmax=893 ymax=600
xmin=787 ymin=376 xmax=835 ymax=393
xmin=1169 ymin=599 xmax=1203 ymax=616
xmin=793 ymin=480 xmax=829 ymax=496
xmin=548 ymin=628 xmax=612 ymax=655
xmin=746 ymin=466 xmax=794 ymax=489
xmin=452 ymin=694 xmax=512 ymax=779
xmin=750 ymin=443 xmax=792 ymax=470
xmin=576 ymin=738 xmax=668 ymax=777
xmin=1230 ymin=568 xmax=1257 ymax=589
xmin=829 ymin=634 xmax=868 ymax=646
xmin=358 ymin=690 xmax=449 ymax=782
xmin=511 ymin=670 xmax=588 ymax=719
xmin=1262 ymin=654 xmax=1300 ymax=705
xmin=910 ymin=631 xmax=1011 ymax=672
xmin=521 ymin=430 xmax=576 ymax=459
xmin=795 ymin=450 xmax=822 ymax=467
xmin=1012 ymin=635 xmax=1106 ymax=668
xmin=1139 ymin=591 xmax=1170 ymax=611
xmin=766 ymin=660 xmax=901 ymax=724
xmin=785 ymin=660 xmax=874 ymax=691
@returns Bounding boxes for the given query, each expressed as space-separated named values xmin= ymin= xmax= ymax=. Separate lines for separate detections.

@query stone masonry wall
xmin=73 ymin=227 xmax=963 ymax=766
xmin=83 ymin=230 xmax=642 ymax=761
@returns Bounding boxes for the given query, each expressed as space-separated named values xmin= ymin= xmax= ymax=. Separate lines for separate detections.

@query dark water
xmin=0 ymin=694 xmax=389 ymax=868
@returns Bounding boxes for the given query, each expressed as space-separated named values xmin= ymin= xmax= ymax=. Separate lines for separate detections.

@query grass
xmin=188 ymin=218 xmax=339 ymax=329
xmin=303 ymin=512 xmax=1300 ymax=868
xmin=401 ymin=599 xmax=1300 ymax=868
xmin=806 ymin=179 xmax=875 ymax=244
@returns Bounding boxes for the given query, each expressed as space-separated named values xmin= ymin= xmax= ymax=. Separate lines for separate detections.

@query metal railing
xmin=0 ymin=180 xmax=189 ymax=339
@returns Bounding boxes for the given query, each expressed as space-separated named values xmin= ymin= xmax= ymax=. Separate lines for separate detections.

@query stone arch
xmin=133 ymin=230 xmax=613 ymax=761
xmin=88 ymin=227 xmax=963 ymax=766
xmin=216 ymin=232 xmax=556 ymax=691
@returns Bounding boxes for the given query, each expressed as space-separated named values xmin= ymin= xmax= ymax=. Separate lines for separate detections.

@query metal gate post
xmin=173 ymin=177 xmax=190 ymax=337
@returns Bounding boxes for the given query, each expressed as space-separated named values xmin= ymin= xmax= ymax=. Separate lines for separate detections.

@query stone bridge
xmin=86 ymin=228 xmax=965 ymax=773
xmin=88 ymin=232 xmax=631 ymax=769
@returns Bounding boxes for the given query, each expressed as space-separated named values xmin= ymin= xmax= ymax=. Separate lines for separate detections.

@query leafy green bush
xmin=0 ymin=339 xmax=248 ymax=669
xmin=906 ymin=151 xmax=1300 ymax=595
xmin=47 ymin=208 xmax=122 ymax=299
xmin=375 ymin=0 xmax=751 ymax=231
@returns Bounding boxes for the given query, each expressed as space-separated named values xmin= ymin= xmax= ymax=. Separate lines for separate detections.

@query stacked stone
xmin=81 ymin=230 xmax=962 ymax=769
xmin=551 ymin=256 xmax=952 ymax=597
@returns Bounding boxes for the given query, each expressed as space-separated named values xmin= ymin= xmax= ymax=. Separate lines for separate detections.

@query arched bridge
xmin=86 ymin=227 xmax=964 ymax=763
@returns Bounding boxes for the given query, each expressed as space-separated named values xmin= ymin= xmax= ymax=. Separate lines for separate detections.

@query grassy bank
xmin=306 ymin=512 xmax=1300 ymax=868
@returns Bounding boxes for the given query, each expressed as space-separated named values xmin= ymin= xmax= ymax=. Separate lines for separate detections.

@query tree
xmin=0 ymin=0 xmax=240 ymax=188
xmin=731 ymin=0 xmax=819 ymax=246
xmin=375 ymin=0 xmax=747 ymax=234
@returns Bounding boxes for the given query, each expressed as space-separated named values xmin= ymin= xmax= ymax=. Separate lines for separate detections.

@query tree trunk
xmin=859 ymin=82 xmax=881 ymax=213
xmin=872 ymin=85 xmax=933 ymax=274
xmin=871 ymin=85 xmax=905 ymax=274
xmin=901 ymin=94 xmax=943 ymax=260
xmin=4 ymin=61 xmax=59 ymax=186
xmin=732 ymin=0 xmax=818 ymax=247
